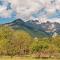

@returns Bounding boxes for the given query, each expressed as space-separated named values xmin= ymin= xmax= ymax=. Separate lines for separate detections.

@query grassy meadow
xmin=0 ymin=56 xmax=59 ymax=60
xmin=0 ymin=26 xmax=60 ymax=59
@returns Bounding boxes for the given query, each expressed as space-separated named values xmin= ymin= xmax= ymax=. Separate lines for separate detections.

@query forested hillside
xmin=0 ymin=26 xmax=60 ymax=58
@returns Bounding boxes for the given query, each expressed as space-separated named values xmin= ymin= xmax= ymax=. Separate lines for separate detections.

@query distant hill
xmin=2 ymin=19 xmax=49 ymax=38
xmin=1 ymin=19 xmax=60 ymax=38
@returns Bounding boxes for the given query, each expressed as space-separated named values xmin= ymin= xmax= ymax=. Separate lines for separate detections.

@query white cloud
xmin=0 ymin=0 xmax=60 ymax=22
xmin=0 ymin=4 xmax=13 ymax=18
xmin=7 ymin=0 xmax=42 ymax=20
xmin=48 ymin=18 xmax=60 ymax=23
xmin=7 ymin=0 xmax=56 ymax=20
xmin=0 ymin=0 xmax=11 ymax=18
xmin=0 ymin=6 xmax=6 ymax=11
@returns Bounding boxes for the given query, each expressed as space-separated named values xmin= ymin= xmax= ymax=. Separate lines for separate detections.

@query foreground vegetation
xmin=0 ymin=56 xmax=59 ymax=60
xmin=0 ymin=26 xmax=60 ymax=59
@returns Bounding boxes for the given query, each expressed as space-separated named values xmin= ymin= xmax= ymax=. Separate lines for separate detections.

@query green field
xmin=0 ymin=56 xmax=59 ymax=60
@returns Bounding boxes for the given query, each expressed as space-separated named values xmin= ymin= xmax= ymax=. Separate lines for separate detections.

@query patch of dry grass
xmin=0 ymin=56 xmax=59 ymax=60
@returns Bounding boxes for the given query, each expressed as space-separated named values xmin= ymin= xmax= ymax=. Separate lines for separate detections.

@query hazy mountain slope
xmin=2 ymin=19 xmax=60 ymax=37
xmin=3 ymin=19 xmax=49 ymax=38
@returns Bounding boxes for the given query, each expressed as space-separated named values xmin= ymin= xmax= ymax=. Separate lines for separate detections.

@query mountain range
xmin=1 ymin=19 xmax=60 ymax=38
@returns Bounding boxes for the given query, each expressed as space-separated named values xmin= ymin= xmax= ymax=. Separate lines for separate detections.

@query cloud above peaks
xmin=0 ymin=0 xmax=60 ymax=22
xmin=7 ymin=0 xmax=41 ymax=20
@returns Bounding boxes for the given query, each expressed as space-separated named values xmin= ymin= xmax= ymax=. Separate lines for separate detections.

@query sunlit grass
xmin=0 ymin=56 xmax=59 ymax=60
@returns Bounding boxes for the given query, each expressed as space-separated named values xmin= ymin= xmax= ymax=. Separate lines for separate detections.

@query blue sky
xmin=0 ymin=0 xmax=60 ymax=24
xmin=0 ymin=18 xmax=16 ymax=24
